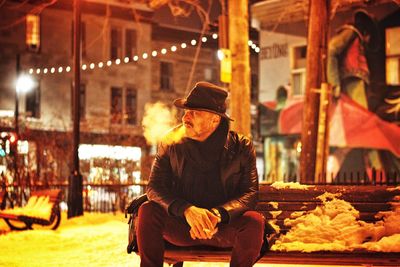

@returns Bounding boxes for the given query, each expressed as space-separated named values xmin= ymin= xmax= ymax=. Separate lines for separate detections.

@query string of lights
xmin=27 ymin=33 xmax=260 ymax=76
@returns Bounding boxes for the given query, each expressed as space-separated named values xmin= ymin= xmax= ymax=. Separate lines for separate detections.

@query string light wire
xmin=27 ymin=34 xmax=260 ymax=76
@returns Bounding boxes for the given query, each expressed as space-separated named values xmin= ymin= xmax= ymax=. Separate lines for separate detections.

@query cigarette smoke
xmin=142 ymin=102 xmax=185 ymax=145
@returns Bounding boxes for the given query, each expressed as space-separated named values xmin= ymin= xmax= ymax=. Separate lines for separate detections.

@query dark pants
xmin=137 ymin=201 xmax=264 ymax=267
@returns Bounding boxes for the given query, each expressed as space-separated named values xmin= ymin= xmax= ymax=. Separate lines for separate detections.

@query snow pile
xmin=0 ymin=196 xmax=53 ymax=220
xmin=271 ymin=181 xmax=312 ymax=190
xmin=271 ymin=191 xmax=400 ymax=252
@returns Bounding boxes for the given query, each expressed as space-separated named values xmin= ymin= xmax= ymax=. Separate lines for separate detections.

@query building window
xmin=110 ymin=27 xmax=122 ymax=60
xmin=126 ymin=88 xmax=137 ymax=125
xmin=125 ymin=29 xmax=137 ymax=58
xmin=386 ymin=27 xmax=400 ymax=85
xmin=71 ymin=21 xmax=86 ymax=58
xmin=26 ymin=80 xmax=40 ymax=118
xmin=26 ymin=14 xmax=40 ymax=52
xmin=160 ymin=61 xmax=173 ymax=90
xmin=110 ymin=87 xmax=137 ymax=125
xmin=111 ymin=87 xmax=123 ymax=124
xmin=291 ymin=45 xmax=307 ymax=96
xmin=71 ymin=83 xmax=86 ymax=120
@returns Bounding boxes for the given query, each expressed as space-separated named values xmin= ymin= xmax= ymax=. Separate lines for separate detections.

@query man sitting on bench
xmin=137 ymin=82 xmax=264 ymax=267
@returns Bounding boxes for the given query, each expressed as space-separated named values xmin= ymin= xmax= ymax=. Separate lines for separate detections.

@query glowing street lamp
xmin=15 ymin=73 xmax=35 ymax=136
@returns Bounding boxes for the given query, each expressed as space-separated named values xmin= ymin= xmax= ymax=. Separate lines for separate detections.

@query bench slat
xmin=258 ymin=185 xmax=399 ymax=203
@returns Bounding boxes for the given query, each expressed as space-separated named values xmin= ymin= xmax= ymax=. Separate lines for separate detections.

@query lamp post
xmin=68 ymin=0 xmax=83 ymax=218
xmin=15 ymin=54 xmax=34 ymax=193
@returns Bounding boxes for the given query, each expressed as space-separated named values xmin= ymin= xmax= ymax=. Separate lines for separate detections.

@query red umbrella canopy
xmin=279 ymin=94 xmax=400 ymax=157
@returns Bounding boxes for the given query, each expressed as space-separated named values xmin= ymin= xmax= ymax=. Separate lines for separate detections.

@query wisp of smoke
xmin=142 ymin=102 xmax=183 ymax=145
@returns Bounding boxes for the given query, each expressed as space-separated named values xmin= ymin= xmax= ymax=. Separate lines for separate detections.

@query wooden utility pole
xmin=228 ymin=0 xmax=251 ymax=136
xmin=300 ymin=0 xmax=330 ymax=183
xmin=68 ymin=0 xmax=83 ymax=218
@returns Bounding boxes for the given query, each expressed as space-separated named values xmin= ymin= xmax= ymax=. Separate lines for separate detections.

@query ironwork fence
xmin=2 ymin=172 xmax=400 ymax=213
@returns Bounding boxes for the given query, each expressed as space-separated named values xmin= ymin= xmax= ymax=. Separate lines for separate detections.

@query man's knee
xmin=241 ymin=211 xmax=265 ymax=233
xmin=137 ymin=201 xmax=165 ymax=226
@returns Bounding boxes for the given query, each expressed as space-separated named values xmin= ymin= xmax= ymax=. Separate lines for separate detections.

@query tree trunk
xmin=300 ymin=0 xmax=329 ymax=183
xmin=228 ymin=0 xmax=251 ymax=136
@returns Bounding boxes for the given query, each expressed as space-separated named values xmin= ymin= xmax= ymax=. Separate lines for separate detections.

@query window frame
xmin=160 ymin=61 xmax=174 ymax=91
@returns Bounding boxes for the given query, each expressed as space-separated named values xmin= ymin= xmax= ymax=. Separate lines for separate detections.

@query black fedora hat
xmin=174 ymin=81 xmax=233 ymax=121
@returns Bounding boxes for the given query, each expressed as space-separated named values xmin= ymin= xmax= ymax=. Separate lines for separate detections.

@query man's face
xmin=182 ymin=109 xmax=220 ymax=141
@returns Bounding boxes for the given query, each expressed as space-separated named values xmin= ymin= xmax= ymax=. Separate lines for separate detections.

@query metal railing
xmin=2 ymin=171 xmax=399 ymax=214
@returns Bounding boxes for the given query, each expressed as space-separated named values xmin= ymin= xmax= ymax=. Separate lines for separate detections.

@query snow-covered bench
xmin=0 ymin=189 xmax=62 ymax=230
xmin=128 ymin=184 xmax=400 ymax=266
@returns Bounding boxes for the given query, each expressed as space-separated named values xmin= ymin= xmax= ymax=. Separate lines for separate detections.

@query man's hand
xmin=184 ymin=206 xmax=220 ymax=240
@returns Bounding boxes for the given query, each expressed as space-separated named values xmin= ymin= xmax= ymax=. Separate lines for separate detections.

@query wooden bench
xmin=0 ymin=189 xmax=62 ymax=230
xmin=130 ymin=184 xmax=400 ymax=266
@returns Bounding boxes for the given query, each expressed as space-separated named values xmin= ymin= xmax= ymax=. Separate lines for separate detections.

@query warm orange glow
xmin=26 ymin=14 xmax=40 ymax=50
xmin=142 ymin=102 xmax=183 ymax=145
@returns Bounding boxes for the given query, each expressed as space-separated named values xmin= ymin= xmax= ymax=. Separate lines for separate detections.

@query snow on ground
xmin=0 ymin=211 xmax=359 ymax=267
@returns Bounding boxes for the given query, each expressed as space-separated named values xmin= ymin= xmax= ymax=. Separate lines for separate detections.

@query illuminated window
xmin=160 ymin=61 xmax=173 ymax=90
xmin=386 ymin=27 xmax=400 ymax=85
xmin=26 ymin=14 xmax=40 ymax=52
xmin=291 ymin=45 xmax=307 ymax=95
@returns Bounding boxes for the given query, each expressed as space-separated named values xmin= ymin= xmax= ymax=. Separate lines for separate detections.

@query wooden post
xmin=228 ymin=0 xmax=250 ymax=136
xmin=315 ymin=83 xmax=331 ymax=183
xmin=300 ymin=0 xmax=330 ymax=183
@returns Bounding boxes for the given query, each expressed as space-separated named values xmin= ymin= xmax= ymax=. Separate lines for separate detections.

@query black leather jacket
xmin=147 ymin=125 xmax=259 ymax=222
